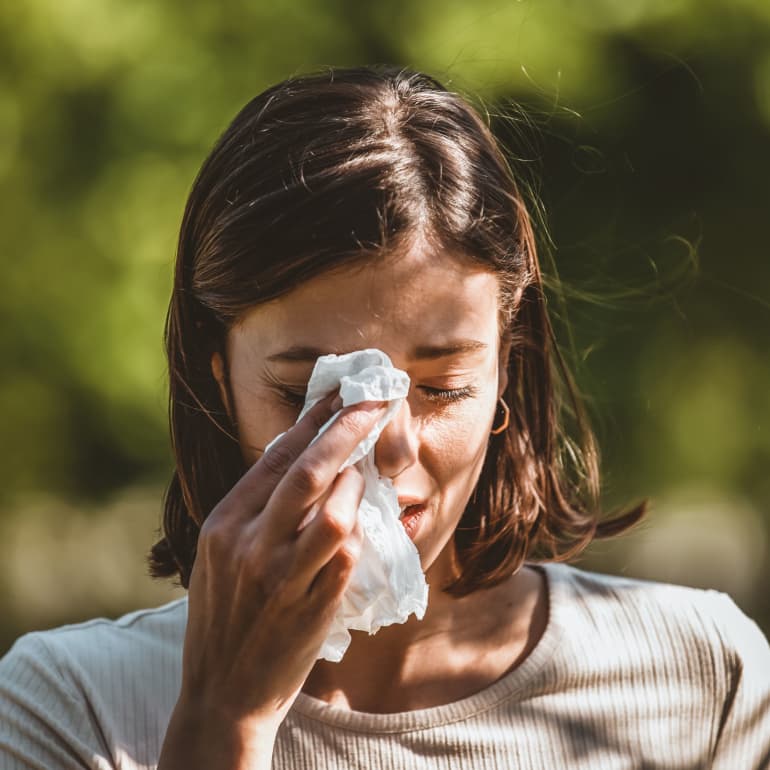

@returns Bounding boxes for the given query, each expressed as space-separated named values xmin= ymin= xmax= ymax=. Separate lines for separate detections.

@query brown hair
xmin=148 ymin=65 xmax=645 ymax=594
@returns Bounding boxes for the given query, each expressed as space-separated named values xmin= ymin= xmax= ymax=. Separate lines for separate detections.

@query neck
xmin=302 ymin=565 xmax=547 ymax=713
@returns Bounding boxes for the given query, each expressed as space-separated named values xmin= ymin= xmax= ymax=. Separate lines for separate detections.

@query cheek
xmin=420 ymin=398 xmax=494 ymax=486
xmin=232 ymin=391 xmax=299 ymax=465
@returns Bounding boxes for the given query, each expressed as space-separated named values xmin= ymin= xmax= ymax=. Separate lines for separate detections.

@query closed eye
xmin=275 ymin=387 xmax=306 ymax=409
xmin=276 ymin=384 xmax=478 ymax=409
xmin=419 ymin=385 xmax=478 ymax=403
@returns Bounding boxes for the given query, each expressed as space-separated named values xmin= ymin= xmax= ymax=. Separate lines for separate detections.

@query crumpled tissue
xmin=266 ymin=348 xmax=429 ymax=662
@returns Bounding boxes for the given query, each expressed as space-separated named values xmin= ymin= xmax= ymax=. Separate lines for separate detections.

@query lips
xmin=397 ymin=498 xmax=428 ymax=540
xmin=397 ymin=497 xmax=428 ymax=518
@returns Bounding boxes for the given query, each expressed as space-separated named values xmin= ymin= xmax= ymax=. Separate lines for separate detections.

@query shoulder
xmin=535 ymin=564 xmax=770 ymax=766
xmin=1 ymin=596 xmax=188 ymax=684
xmin=540 ymin=561 xmax=770 ymax=692
xmin=0 ymin=598 xmax=187 ymax=769
xmin=543 ymin=560 xmax=764 ymax=653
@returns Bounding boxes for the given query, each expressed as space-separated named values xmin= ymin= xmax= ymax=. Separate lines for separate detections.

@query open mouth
xmin=398 ymin=503 xmax=427 ymax=539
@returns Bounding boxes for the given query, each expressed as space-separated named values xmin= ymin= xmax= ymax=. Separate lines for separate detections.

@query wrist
xmin=159 ymin=694 xmax=280 ymax=770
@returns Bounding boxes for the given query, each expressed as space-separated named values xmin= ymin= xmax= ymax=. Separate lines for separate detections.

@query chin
xmin=412 ymin=525 xmax=461 ymax=583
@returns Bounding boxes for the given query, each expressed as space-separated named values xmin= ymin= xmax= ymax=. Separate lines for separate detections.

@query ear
xmin=497 ymin=337 xmax=512 ymax=399
xmin=497 ymin=286 xmax=522 ymax=399
xmin=210 ymin=351 xmax=234 ymax=421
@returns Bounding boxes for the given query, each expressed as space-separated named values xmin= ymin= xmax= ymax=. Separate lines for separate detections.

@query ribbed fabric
xmin=1 ymin=563 xmax=768 ymax=769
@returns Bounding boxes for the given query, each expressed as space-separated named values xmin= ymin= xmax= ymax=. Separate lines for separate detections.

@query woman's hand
xmin=159 ymin=395 xmax=385 ymax=770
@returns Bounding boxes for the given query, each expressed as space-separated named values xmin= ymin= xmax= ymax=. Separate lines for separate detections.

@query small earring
xmin=490 ymin=397 xmax=510 ymax=435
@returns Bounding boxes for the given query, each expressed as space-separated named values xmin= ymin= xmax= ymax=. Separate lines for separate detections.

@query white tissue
xmin=267 ymin=348 xmax=429 ymax=662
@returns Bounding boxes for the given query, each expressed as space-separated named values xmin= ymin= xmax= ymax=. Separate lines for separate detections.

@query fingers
xmin=308 ymin=514 xmax=364 ymax=606
xmin=214 ymin=393 xmax=338 ymax=525
xmin=261 ymin=400 xmax=386 ymax=540
xmin=290 ymin=466 xmax=365 ymax=587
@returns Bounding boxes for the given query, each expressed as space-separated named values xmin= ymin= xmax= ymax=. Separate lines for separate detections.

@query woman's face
xmin=213 ymin=245 xmax=509 ymax=586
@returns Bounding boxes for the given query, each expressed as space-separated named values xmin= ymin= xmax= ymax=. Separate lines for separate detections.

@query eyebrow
xmin=266 ymin=340 xmax=488 ymax=363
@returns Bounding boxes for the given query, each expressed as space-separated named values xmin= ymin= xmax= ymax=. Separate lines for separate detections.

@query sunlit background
xmin=1 ymin=0 xmax=769 ymax=654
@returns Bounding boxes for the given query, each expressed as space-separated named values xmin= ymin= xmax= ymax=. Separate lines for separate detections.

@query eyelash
xmin=277 ymin=385 xmax=477 ymax=408
xmin=421 ymin=385 xmax=478 ymax=403
xmin=276 ymin=388 xmax=307 ymax=409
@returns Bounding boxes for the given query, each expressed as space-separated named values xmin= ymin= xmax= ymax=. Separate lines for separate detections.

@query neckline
xmin=291 ymin=561 xmax=568 ymax=734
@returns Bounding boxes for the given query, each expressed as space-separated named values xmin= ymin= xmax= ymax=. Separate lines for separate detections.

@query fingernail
xmin=330 ymin=395 xmax=343 ymax=412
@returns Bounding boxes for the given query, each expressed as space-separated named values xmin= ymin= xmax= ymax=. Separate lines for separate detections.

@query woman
xmin=1 ymin=66 xmax=768 ymax=770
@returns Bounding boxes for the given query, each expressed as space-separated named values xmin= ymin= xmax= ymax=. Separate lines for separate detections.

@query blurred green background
xmin=1 ymin=0 xmax=768 ymax=654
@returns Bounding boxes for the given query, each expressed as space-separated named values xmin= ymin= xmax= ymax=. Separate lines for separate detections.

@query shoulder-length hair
xmin=148 ymin=65 xmax=644 ymax=594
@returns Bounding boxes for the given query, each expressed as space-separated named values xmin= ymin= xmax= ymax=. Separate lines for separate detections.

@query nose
xmin=373 ymin=397 xmax=419 ymax=480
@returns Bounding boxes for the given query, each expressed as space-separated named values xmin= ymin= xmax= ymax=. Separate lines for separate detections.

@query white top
xmin=1 ymin=563 xmax=769 ymax=769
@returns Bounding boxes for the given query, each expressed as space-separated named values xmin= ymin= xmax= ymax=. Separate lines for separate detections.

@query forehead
xmin=231 ymin=249 xmax=501 ymax=360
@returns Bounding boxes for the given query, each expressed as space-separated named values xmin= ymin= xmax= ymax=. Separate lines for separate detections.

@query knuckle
xmin=198 ymin=517 xmax=231 ymax=555
xmin=318 ymin=552 xmax=357 ymax=599
xmin=335 ymin=408 xmax=374 ymax=439
xmin=289 ymin=458 xmax=326 ymax=496
xmin=333 ymin=547 xmax=358 ymax=575
xmin=261 ymin=442 xmax=297 ymax=477
xmin=316 ymin=510 xmax=349 ymax=543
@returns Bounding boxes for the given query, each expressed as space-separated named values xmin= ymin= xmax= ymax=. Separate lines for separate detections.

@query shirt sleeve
xmin=0 ymin=633 xmax=115 ymax=770
xmin=709 ymin=593 xmax=770 ymax=770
